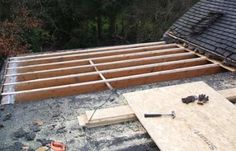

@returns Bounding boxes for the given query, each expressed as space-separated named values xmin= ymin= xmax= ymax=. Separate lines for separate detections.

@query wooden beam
xmin=178 ymin=45 xmax=236 ymax=72
xmin=93 ymin=48 xmax=185 ymax=64
xmin=218 ymin=88 xmax=236 ymax=103
xmin=8 ymin=48 xmax=186 ymax=73
xmin=11 ymin=44 xmax=177 ymax=66
xmin=78 ymin=88 xmax=236 ymax=127
xmin=11 ymin=41 xmax=166 ymax=61
xmin=103 ymin=58 xmax=209 ymax=79
xmin=109 ymin=64 xmax=223 ymax=89
xmin=6 ymin=52 xmax=196 ymax=81
xmin=0 ymin=59 xmax=9 ymax=96
xmin=2 ymin=64 xmax=222 ymax=102
xmin=5 ymin=58 xmax=208 ymax=91
xmin=10 ymin=65 xmax=95 ymax=82
xmin=96 ymin=52 xmax=196 ymax=70
xmin=78 ymin=105 xmax=137 ymax=128
xmin=203 ymin=57 xmax=236 ymax=72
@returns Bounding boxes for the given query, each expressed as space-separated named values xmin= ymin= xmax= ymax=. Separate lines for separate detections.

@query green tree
xmin=0 ymin=0 xmax=199 ymax=70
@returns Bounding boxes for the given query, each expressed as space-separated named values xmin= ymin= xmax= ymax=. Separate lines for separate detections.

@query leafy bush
xmin=0 ymin=0 xmax=199 ymax=70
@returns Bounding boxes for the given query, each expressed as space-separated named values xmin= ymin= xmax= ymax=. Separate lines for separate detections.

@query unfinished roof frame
xmin=1 ymin=41 xmax=231 ymax=103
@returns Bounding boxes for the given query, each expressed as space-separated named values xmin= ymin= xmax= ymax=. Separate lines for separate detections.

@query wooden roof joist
xmin=6 ymin=52 xmax=196 ymax=81
xmin=4 ymin=58 xmax=209 ymax=91
xmin=2 ymin=64 xmax=223 ymax=102
xmin=182 ymin=46 xmax=236 ymax=72
xmin=11 ymin=41 xmax=165 ymax=61
xmin=2 ymin=42 xmax=228 ymax=103
xmin=10 ymin=43 xmax=175 ymax=66
xmin=8 ymin=47 xmax=186 ymax=73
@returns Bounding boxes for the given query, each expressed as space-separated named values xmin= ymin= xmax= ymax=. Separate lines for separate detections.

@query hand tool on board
xmin=144 ymin=111 xmax=176 ymax=119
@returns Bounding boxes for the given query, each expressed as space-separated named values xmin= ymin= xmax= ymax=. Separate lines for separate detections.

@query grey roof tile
xmin=167 ymin=0 xmax=236 ymax=64
xmin=230 ymin=54 xmax=236 ymax=60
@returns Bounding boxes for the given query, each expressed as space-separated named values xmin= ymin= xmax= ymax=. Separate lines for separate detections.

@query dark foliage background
xmin=0 ymin=0 xmax=198 ymax=67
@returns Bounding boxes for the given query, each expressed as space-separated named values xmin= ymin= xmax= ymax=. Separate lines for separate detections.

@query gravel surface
xmin=0 ymin=72 xmax=235 ymax=151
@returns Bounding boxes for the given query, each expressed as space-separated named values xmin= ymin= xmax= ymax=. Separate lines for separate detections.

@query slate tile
xmin=168 ymin=0 xmax=236 ymax=66
xmin=229 ymin=54 xmax=236 ymax=61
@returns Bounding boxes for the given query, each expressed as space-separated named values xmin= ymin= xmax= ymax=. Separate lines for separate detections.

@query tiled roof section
xmin=167 ymin=0 xmax=236 ymax=65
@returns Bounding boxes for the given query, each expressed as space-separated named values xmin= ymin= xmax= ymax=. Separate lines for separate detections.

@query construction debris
xmin=0 ymin=123 xmax=4 ymax=129
xmin=36 ymin=139 xmax=53 ymax=146
xmin=2 ymin=113 xmax=12 ymax=121
xmin=32 ymin=120 xmax=44 ymax=126
xmin=0 ymin=106 xmax=4 ymax=111
xmin=56 ymin=126 xmax=66 ymax=134
xmin=36 ymin=146 xmax=50 ymax=151
xmin=14 ymin=142 xmax=24 ymax=150
xmin=30 ymin=124 xmax=41 ymax=132
xmin=25 ymin=132 xmax=36 ymax=141
xmin=14 ymin=128 xmax=27 ymax=138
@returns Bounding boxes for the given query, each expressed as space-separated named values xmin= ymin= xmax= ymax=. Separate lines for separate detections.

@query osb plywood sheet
xmin=123 ymin=81 xmax=236 ymax=151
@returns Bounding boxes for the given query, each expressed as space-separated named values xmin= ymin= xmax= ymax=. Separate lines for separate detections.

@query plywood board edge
xmin=78 ymin=114 xmax=88 ymax=127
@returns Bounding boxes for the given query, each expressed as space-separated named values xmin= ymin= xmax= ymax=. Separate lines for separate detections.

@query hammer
xmin=144 ymin=111 xmax=176 ymax=119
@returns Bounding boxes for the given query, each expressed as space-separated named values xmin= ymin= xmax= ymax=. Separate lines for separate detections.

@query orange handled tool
xmin=50 ymin=141 xmax=66 ymax=151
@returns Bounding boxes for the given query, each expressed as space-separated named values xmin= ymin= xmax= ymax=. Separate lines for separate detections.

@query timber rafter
xmin=1 ymin=41 xmax=232 ymax=103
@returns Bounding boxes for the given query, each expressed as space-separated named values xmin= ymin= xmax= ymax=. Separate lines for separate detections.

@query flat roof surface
xmin=0 ymin=72 xmax=235 ymax=150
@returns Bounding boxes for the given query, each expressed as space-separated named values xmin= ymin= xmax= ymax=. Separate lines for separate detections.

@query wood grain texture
xmin=78 ymin=105 xmax=136 ymax=127
xmin=8 ymin=48 xmax=185 ymax=73
xmin=77 ymin=87 xmax=236 ymax=128
xmin=11 ymin=41 xmax=166 ymax=60
xmin=218 ymin=88 xmax=236 ymax=103
xmin=12 ymin=44 xmax=177 ymax=66
xmin=123 ymin=82 xmax=236 ymax=151
xmin=5 ymin=58 xmax=208 ymax=91
xmin=6 ymin=52 xmax=195 ymax=81
xmin=180 ymin=45 xmax=236 ymax=72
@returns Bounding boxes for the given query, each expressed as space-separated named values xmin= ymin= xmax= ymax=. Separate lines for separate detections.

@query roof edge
xmin=164 ymin=31 xmax=236 ymax=68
